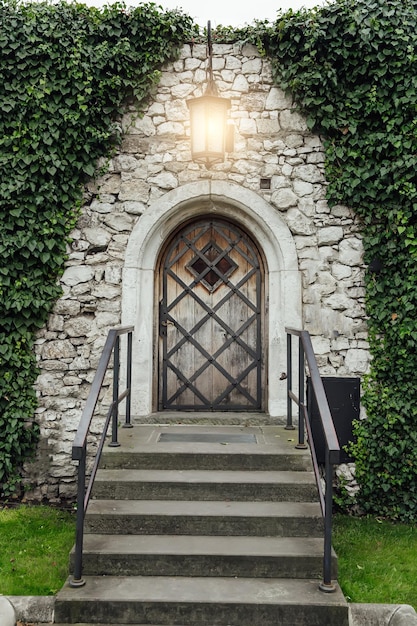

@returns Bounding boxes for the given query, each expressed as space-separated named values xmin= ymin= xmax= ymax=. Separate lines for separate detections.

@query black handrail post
xmin=284 ymin=326 xmax=339 ymax=593
xmin=285 ymin=332 xmax=295 ymax=430
xmin=69 ymin=325 xmax=134 ymax=591
xmin=296 ymin=335 xmax=307 ymax=449
xmin=320 ymin=450 xmax=336 ymax=593
xmin=69 ymin=445 xmax=86 ymax=588
xmin=123 ymin=330 xmax=133 ymax=429
xmin=109 ymin=335 xmax=121 ymax=447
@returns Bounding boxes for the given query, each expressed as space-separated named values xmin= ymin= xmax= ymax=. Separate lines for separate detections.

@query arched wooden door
xmin=158 ymin=218 xmax=264 ymax=411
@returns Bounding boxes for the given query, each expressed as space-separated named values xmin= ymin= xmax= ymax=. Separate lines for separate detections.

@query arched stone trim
xmin=122 ymin=180 xmax=301 ymax=417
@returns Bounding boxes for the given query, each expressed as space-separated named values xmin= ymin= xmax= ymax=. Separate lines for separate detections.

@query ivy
xmin=0 ymin=0 xmax=193 ymax=496
xmin=260 ymin=0 xmax=417 ymax=521
xmin=2 ymin=0 xmax=417 ymax=522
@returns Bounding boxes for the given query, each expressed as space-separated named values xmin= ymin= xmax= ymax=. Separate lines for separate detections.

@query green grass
xmin=1 ymin=505 xmax=416 ymax=607
xmin=0 ymin=504 xmax=75 ymax=595
xmin=333 ymin=514 xmax=417 ymax=609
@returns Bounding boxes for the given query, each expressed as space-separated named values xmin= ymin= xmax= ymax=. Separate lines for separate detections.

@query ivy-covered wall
xmin=30 ymin=40 xmax=370 ymax=501
xmin=1 ymin=0 xmax=416 ymax=523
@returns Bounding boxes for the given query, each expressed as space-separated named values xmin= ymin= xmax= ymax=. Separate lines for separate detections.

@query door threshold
xmin=133 ymin=411 xmax=285 ymax=426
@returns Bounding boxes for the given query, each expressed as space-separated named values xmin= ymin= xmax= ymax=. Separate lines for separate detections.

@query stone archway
xmin=122 ymin=180 xmax=301 ymax=418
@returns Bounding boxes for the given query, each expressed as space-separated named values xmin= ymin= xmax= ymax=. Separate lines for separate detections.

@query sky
xmin=156 ymin=0 xmax=327 ymax=27
xmin=84 ymin=0 xmax=327 ymax=27
xmin=172 ymin=0 xmax=327 ymax=27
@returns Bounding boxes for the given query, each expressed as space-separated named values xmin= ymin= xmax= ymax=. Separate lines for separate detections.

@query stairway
xmin=55 ymin=423 xmax=348 ymax=626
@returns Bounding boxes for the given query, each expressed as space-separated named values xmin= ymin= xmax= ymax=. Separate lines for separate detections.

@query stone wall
xmin=25 ymin=42 xmax=369 ymax=502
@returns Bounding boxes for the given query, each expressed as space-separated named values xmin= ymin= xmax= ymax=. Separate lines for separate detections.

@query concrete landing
xmin=100 ymin=424 xmax=311 ymax=472
xmin=110 ymin=423 xmax=301 ymax=450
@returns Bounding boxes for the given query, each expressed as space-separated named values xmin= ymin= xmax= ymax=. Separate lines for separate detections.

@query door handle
xmin=159 ymin=301 xmax=168 ymax=337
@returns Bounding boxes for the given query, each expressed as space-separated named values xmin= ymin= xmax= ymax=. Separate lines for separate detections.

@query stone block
xmin=242 ymin=58 xmax=262 ymax=74
xmin=265 ymin=87 xmax=292 ymax=110
xmin=64 ymin=315 xmax=93 ymax=337
xmin=256 ymin=118 xmax=280 ymax=134
xmin=148 ymin=172 xmax=178 ymax=190
xmin=293 ymin=164 xmax=323 ymax=183
xmin=344 ymin=348 xmax=370 ymax=374
xmin=104 ymin=213 xmax=133 ymax=232
xmin=279 ymin=109 xmax=308 ymax=132
xmin=293 ymin=180 xmax=314 ymax=197
xmin=339 ymin=237 xmax=363 ymax=266
xmin=271 ymin=188 xmax=298 ymax=210
xmin=232 ymin=74 xmax=249 ymax=92
xmin=318 ymin=226 xmax=344 ymax=246
xmin=332 ymin=263 xmax=352 ymax=280
xmin=286 ymin=208 xmax=316 ymax=235
xmin=120 ymin=176 xmax=151 ymax=201
xmin=41 ymin=340 xmax=76 ymax=360
xmin=61 ymin=266 xmax=94 ymax=286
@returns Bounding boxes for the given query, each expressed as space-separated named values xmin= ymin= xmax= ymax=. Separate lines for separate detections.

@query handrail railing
xmin=70 ymin=326 xmax=134 ymax=588
xmin=285 ymin=327 xmax=340 ymax=593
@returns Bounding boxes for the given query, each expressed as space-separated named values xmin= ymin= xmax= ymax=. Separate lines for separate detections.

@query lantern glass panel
xmin=206 ymin=100 xmax=227 ymax=154
xmin=187 ymin=95 xmax=230 ymax=162
xmin=189 ymin=100 xmax=206 ymax=154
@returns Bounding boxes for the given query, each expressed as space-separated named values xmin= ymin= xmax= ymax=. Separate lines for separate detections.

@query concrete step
xmin=72 ymin=534 xmax=336 ymax=579
xmin=56 ymin=423 xmax=344 ymax=625
xmin=92 ymin=468 xmax=318 ymax=502
xmin=99 ymin=425 xmax=312 ymax=472
xmin=55 ymin=575 xmax=349 ymax=626
xmin=85 ymin=499 xmax=323 ymax=537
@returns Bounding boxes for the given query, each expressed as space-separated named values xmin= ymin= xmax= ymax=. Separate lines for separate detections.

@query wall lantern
xmin=187 ymin=21 xmax=233 ymax=166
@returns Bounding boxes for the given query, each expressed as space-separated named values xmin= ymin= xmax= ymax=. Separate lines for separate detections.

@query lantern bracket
xmin=206 ymin=21 xmax=218 ymax=96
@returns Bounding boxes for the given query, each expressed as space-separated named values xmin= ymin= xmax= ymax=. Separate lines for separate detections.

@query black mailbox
xmin=307 ymin=376 xmax=360 ymax=464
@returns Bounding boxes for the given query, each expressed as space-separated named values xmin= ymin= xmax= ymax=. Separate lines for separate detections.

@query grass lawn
xmin=1 ymin=504 xmax=416 ymax=608
xmin=0 ymin=504 xmax=75 ymax=595
xmin=333 ymin=513 xmax=417 ymax=609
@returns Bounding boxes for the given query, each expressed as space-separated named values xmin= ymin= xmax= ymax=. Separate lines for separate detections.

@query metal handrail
xmin=285 ymin=327 xmax=340 ymax=592
xmin=70 ymin=326 xmax=134 ymax=588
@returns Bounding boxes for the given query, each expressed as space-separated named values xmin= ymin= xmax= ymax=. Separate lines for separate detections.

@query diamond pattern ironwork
xmin=186 ymin=241 xmax=237 ymax=292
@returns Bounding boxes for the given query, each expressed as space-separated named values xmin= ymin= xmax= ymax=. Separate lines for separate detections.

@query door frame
xmin=155 ymin=216 xmax=267 ymax=411
xmin=122 ymin=180 xmax=302 ymax=418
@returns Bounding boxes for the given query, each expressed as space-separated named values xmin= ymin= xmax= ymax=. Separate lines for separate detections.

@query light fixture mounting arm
xmin=206 ymin=20 xmax=218 ymax=96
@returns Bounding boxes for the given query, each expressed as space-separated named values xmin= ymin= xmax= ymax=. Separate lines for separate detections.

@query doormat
xmin=157 ymin=433 xmax=257 ymax=444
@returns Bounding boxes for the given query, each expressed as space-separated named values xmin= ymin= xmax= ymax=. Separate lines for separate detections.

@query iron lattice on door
xmin=160 ymin=219 xmax=263 ymax=411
